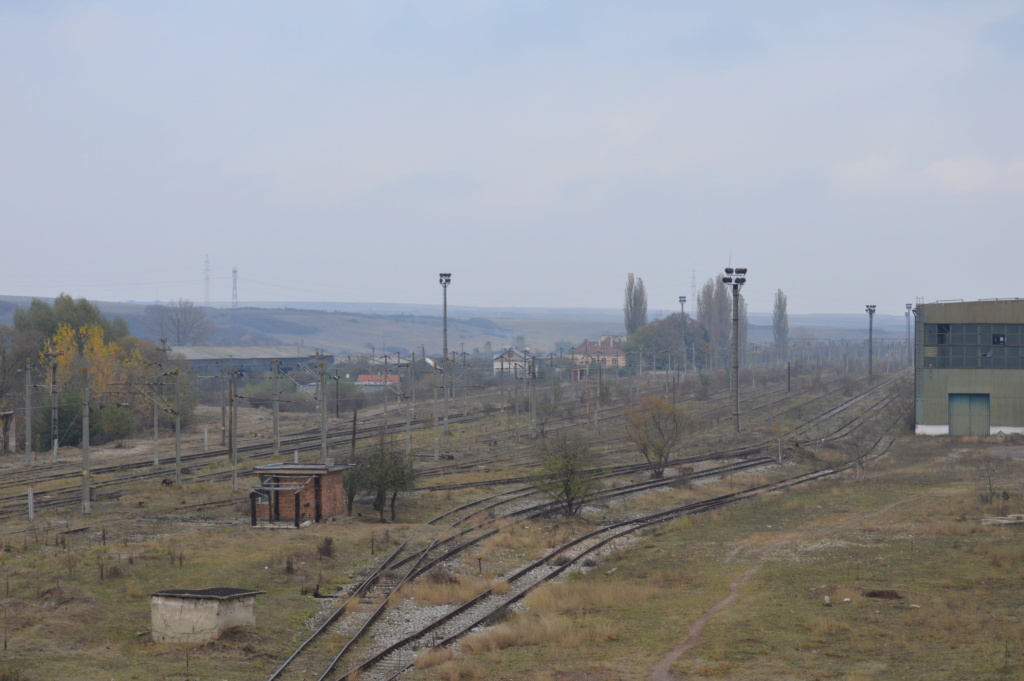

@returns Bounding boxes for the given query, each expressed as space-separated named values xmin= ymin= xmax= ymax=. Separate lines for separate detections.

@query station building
xmin=915 ymin=299 xmax=1024 ymax=436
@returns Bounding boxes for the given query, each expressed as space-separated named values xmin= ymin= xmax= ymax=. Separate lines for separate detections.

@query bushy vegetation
xmin=4 ymin=294 xmax=200 ymax=449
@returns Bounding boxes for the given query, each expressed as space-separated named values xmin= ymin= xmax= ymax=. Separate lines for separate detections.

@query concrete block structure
xmin=151 ymin=588 xmax=264 ymax=643
xmin=915 ymin=299 xmax=1024 ymax=436
xmin=250 ymin=462 xmax=353 ymax=527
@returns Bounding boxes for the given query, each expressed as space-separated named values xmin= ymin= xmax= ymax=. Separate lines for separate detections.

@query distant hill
xmin=0 ymin=295 xmax=908 ymax=356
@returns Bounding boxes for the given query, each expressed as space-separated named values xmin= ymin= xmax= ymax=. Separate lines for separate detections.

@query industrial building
xmin=915 ymin=299 xmax=1024 ymax=436
xmin=169 ymin=345 xmax=334 ymax=376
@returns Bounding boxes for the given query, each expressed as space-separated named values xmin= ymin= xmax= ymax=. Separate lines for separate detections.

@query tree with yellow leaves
xmin=37 ymin=323 xmax=153 ymax=446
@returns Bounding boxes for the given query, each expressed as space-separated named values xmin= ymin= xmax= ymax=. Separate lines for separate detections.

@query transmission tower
xmin=232 ymin=267 xmax=238 ymax=308
xmin=691 ymin=269 xmax=696 ymax=304
xmin=204 ymin=255 xmax=210 ymax=307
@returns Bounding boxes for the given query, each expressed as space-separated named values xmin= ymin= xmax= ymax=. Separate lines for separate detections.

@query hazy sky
xmin=2 ymin=2 xmax=1022 ymax=316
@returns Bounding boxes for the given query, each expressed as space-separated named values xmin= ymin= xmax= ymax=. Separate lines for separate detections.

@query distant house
xmin=493 ymin=347 xmax=530 ymax=376
xmin=570 ymin=336 xmax=627 ymax=379
xmin=356 ymin=374 xmax=402 ymax=391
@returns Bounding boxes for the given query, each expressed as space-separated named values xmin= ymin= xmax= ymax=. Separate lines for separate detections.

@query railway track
xmin=294 ymin=436 xmax=896 ymax=681
xmin=265 ymin=453 xmax=778 ymax=681
xmin=262 ymin=375 xmax=907 ymax=681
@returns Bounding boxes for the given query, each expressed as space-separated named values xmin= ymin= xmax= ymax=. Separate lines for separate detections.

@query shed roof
xmin=357 ymin=374 xmax=401 ymax=384
xmin=169 ymin=346 xmax=331 ymax=362
xmin=253 ymin=462 xmax=353 ymax=474
xmin=151 ymin=587 xmax=265 ymax=600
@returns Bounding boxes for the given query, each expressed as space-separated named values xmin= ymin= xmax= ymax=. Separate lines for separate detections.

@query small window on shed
xmin=993 ymin=334 xmax=1006 ymax=345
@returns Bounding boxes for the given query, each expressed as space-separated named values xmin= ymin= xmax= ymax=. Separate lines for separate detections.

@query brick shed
xmin=249 ymin=462 xmax=353 ymax=527
xmin=151 ymin=587 xmax=264 ymax=643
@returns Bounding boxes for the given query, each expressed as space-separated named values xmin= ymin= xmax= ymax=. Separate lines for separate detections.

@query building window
xmin=923 ymin=323 xmax=1023 ymax=368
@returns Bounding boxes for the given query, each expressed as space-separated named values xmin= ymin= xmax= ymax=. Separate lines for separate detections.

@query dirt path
xmin=648 ymin=496 xmax=918 ymax=681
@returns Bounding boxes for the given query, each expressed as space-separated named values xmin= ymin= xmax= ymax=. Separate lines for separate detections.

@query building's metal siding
xmin=921 ymin=369 xmax=1024 ymax=426
xmin=915 ymin=310 xmax=925 ymax=426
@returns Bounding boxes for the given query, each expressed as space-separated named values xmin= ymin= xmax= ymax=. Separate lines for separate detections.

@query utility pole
xmin=230 ymin=370 xmax=238 ymax=490
xmin=382 ymin=354 xmax=389 ymax=435
xmin=44 ymin=351 xmax=62 ymax=462
xmin=406 ymin=353 xmax=413 ymax=453
xmin=81 ymin=367 xmax=90 ymax=514
xmin=227 ymin=369 xmax=234 ymax=458
xmin=432 ymin=368 xmax=439 ymax=460
xmin=153 ymin=340 xmax=170 ymax=466
xmin=866 ymin=305 xmax=877 ymax=377
xmin=219 ymin=360 xmax=227 ymax=446
xmin=679 ymin=296 xmax=687 ymax=375
xmin=333 ymin=373 xmax=340 ymax=419
xmin=173 ymin=369 xmax=182 ymax=485
xmin=529 ymin=355 xmax=537 ymax=438
xmin=319 ymin=361 xmax=327 ymax=463
xmin=440 ymin=273 xmax=451 ymax=435
xmin=24 ymin=359 xmax=32 ymax=465
xmin=410 ymin=351 xmax=417 ymax=420
xmin=272 ymin=360 xmax=280 ymax=457
xmin=723 ymin=267 xmax=748 ymax=434
xmin=152 ymin=377 xmax=160 ymax=466
xmin=513 ymin=363 xmax=520 ymax=441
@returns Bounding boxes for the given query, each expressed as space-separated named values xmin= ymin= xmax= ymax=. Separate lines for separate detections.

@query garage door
xmin=948 ymin=393 xmax=991 ymax=437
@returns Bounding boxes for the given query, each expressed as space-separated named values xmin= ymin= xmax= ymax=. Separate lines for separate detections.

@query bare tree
xmin=773 ymin=289 xmax=789 ymax=361
xmin=534 ymin=430 xmax=598 ymax=517
xmin=623 ymin=396 xmax=699 ymax=478
xmin=147 ymin=299 xmax=212 ymax=346
xmin=358 ymin=433 xmax=415 ymax=521
xmin=624 ymin=273 xmax=648 ymax=336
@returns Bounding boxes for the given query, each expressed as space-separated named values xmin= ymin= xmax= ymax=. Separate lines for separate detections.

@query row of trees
xmin=621 ymin=272 xmax=791 ymax=370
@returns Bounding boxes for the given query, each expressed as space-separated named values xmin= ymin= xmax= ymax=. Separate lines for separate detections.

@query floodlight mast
xmin=866 ymin=305 xmax=877 ymax=376
xmin=722 ymin=267 xmax=748 ymax=433
xmin=440 ymin=273 xmax=452 ymax=435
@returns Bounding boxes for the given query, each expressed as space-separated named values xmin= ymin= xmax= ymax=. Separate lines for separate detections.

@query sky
xmin=1 ymin=1 xmax=1022 ymax=317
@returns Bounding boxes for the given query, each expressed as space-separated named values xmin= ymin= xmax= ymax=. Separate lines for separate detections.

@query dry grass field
xmin=1 ymin=384 xmax=1022 ymax=681
xmin=406 ymin=436 xmax=1024 ymax=681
